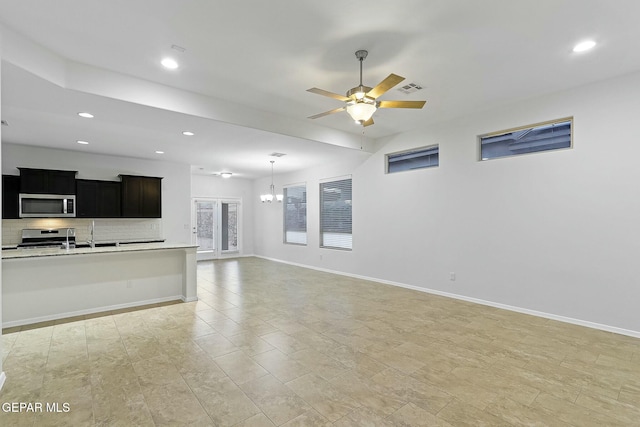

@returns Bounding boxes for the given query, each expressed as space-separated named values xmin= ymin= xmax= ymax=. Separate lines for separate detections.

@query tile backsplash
xmin=2 ymin=218 xmax=163 ymax=246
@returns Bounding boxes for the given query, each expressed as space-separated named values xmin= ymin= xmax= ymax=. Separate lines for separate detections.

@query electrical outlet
xmin=449 ymin=272 xmax=456 ymax=281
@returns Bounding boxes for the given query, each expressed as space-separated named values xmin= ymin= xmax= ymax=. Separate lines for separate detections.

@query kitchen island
xmin=2 ymin=243 xmax=198 ymax=327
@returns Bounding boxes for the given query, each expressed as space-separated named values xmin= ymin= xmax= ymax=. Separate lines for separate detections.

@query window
xmin=387 ymin=145 xmax=439 ymax=173
xmin=480 ymin=118 xmax=572 ymax=161
xmin=283 ymin=184 xmax=307 ymax=245
xmin=320 ymin=177 xmax=352 ymax=250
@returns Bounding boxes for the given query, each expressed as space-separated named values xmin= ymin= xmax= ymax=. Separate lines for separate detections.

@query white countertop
xmin=2 ymin=242 xmax=198 ymax=259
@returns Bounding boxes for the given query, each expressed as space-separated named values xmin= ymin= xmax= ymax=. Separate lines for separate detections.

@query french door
xmin=192 ymin=198 xmax=241 ymax=260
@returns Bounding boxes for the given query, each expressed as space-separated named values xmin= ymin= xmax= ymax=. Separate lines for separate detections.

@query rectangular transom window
xmin=320 ymin=177 xmax=352 ymax=250
xmin=283 ymin=184 xmax=307 ymax=245
xmin=480 ymin=118 xmax=572 ymax=161
xmin=386 ymin=145 xmax=439 ymax=173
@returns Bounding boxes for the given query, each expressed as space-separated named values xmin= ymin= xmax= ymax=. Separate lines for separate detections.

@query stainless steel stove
xmin=18 ymin=228 xmax=76 ymax=249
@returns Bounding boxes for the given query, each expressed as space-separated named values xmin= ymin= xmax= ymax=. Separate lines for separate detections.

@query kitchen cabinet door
xmin=18 ymin=168 xmax=77 ymax=194
xmin=76 ymin=179 xmax=122 ymax=218
xmin=76 ymin=179 xmax=98 ymax=217
xmin=48 ymin=171 xmax=77 ymax=194
xmin=97 ymin=181 xmax=121 ymax=217
xmin=120 ymin=175 xmax=162 ymax=218
xmin=2 ymin=175 xmax=21 ymax=219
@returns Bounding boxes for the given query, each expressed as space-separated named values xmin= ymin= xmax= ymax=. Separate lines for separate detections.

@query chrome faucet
xmin=63 ymin=227 xmax=73 ymax=250
xmin=88 ymin=220 xmax=96 ymax=248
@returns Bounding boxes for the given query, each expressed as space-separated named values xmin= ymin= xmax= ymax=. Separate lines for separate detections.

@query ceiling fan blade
xmin=378 ymin=100 xmax=426 ymax=109
xmin=308 ymin=106 xmax=346 ymax=119
xmin=307 ymin=88 xmax=351 ymax=102
xmin=366 ymin=74 xmax=405 ymax=99
xmin=362 ymin=117 xmax=374 ymax=127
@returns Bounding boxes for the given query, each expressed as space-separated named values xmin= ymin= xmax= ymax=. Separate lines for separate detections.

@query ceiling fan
xmin=307 ymin=50 xmax=426 ymax=127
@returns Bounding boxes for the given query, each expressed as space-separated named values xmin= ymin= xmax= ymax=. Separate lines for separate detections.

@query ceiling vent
xmin=1 ymin=120 xmax=8 ymax=126
xmin=396 ymin=82 xmax=423 ymax=95
xmin=269 ymin=152 xmax=286 ymax=157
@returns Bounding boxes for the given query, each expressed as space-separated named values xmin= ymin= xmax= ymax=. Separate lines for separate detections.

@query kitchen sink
xmin=75 ymin=242 xmax=119 ymax=248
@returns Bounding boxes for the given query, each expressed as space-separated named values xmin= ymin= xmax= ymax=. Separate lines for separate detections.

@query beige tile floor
xmin=1 ymin=257 xmax=640 ymax=426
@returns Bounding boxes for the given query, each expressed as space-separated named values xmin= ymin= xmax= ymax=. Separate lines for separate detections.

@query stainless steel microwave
xmin=19 ymin=194 xmax=76 ymax=218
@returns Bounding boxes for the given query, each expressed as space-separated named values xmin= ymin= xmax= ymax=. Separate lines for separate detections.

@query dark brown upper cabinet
xmin=2 ymin=175 xmax=21 ymax=219
xmin=119 ymin=175 xmax=162 ymax=218
xmin=18 ymin=168 xmax=77 ymax=195
xmin=76 ymin=179 xmax=122 ymax=218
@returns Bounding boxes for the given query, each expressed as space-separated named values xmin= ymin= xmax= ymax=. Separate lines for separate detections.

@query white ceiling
xmin=1 ymin=0 xmax=640 ymax=178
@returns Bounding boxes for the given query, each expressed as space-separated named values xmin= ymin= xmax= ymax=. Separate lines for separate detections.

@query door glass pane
xmin=284 ymin=185 xmax=307 ymax=244
xmin=221 ymin=202 xmax=238 ymax=252
xmin=196 ymin=201 xmax=216 ymax=251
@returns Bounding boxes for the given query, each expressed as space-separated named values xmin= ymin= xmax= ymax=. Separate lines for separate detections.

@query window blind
xmin=320 ymin=178 xmax=352 ymax=250
xmin=283 ymin=184 xmax=307 ymax=244
xmin=480 ymin=118 xmax=572 ymax=160
xmin=387 ymin=146 xmax=439 ymax=173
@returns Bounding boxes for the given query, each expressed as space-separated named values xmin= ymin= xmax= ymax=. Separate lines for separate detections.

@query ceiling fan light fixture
xmin=347 ymin=85 xmax=372 ymax=100
xmin=307 ymin=50 xmax=426 ymax=126
xmin=354 ymin=85 xmax=367 ymax=100
xmin=346 ymin=102 xmax=377 ymax=123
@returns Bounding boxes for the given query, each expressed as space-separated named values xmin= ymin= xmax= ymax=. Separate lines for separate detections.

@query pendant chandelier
xmin=260 ymin=160 xmax=283 ymax=203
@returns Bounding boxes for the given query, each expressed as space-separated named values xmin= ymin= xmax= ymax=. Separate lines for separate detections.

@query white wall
xmin=191 ymin=173 xmax=255 ymax=255
xmin=254 ymin=70 xmax=640 ymax=336
xmin=252 ymin=156 xmax=369 ymax=268
xmin=2 ymin=143 xmax=192 ymax=243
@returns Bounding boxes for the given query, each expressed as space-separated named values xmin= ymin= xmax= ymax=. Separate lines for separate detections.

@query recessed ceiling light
xmin=573 ymin=40 xmax=596 ymax=53
xmin=77 ymin=140 xmax=89 ymax=145
xmin=182 ymin=131 xmax=194 ymax=136
xmin=155 ymin=150 xmax=165 ymax=154
xmin=78 ymin=112 xmax=94 ymax=118
xmin=220 ymin=172 xmax=233 ymax=179
xmin=161 ymin=58 xmax=179 ymax=69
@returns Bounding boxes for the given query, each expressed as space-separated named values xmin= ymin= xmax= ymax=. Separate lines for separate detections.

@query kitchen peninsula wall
xmin=2 ymin=218 xmax=162 ymax=246
xmin=1 ymin=143 xmax=191 ymax=244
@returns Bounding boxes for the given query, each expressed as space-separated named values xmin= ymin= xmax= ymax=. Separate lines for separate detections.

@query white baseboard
xmin=0 ymin=372 xmax=6 ymax=392
xmin=196 ymin=253 xmax=255 ymax=263
xmin=2 ymin=295 xmax=184 ymax=328
xmin=181 ymin=296 xmax=199 ymax=303
xmin=256 ymin=255 xmax=640 ymax=339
